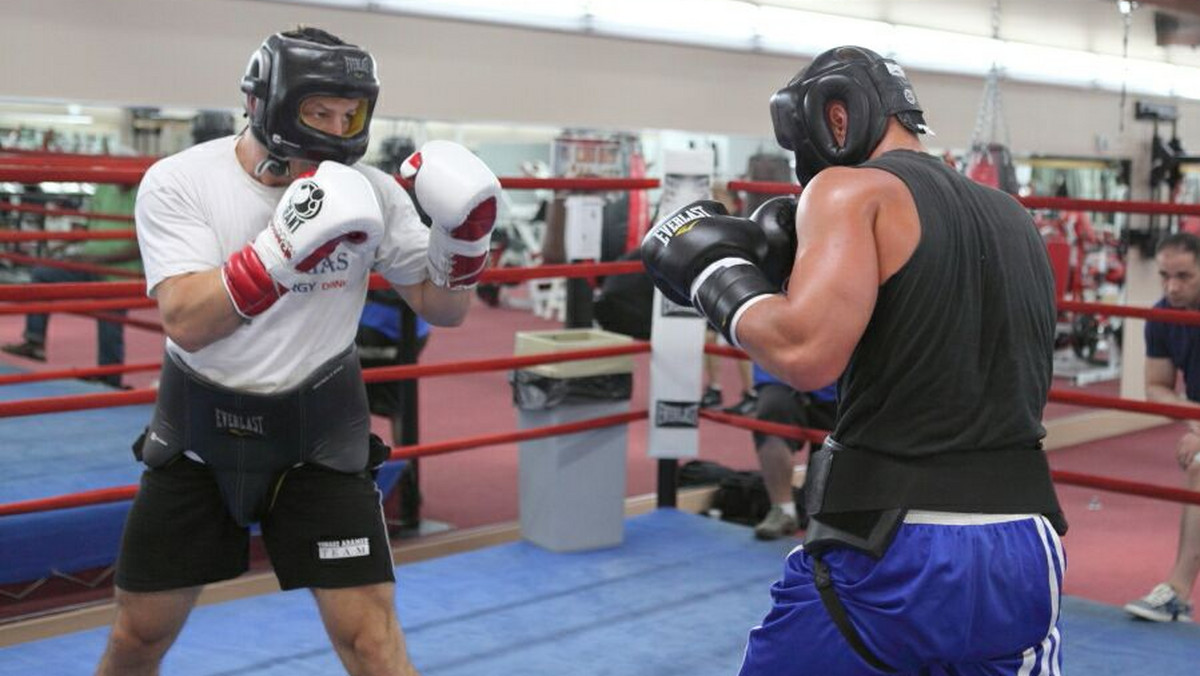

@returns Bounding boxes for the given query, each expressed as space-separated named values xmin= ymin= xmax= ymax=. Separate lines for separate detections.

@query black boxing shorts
xmin=115 ymin=457 xmax=396 ymax=592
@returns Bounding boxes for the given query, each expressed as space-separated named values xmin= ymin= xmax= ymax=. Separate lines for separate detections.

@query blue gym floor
xmin=2 ymin=509 xmax=1199 ymax=675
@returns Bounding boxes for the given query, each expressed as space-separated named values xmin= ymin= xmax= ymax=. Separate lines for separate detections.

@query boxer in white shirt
xmin=96 ymin=27 xmax=498 ymax=676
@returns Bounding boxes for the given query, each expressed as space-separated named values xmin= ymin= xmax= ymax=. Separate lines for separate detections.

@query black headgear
xmin=241 ymin=32 xmax=379 ymax=173
xmin=769 ymin=46 xmax=930 ymax=185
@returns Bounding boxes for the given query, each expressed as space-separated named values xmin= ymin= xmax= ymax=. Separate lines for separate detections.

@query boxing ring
xmin=2 ymin=510 xmax=1199 ymax=676
xmin=2 ymin=157 xmax=1200 ymax=673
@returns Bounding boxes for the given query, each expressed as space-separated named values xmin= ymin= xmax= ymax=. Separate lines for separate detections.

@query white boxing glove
xmin=400 ymin=140 xmax=500 ymax=289
xmin=222 ymin=161 xmax=383 ymax=317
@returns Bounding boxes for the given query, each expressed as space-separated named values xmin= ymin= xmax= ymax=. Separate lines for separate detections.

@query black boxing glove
xmin=749 ymin=196 xmax=798 ymax=289
xmin=640 ymin=199 xmax=776 ymax=346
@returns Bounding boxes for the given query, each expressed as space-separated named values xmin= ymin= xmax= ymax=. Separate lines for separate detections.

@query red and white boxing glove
xmin=400 ymin=140 xmax=500 ymax=289
xmin=222 ymin=161 xmax=383 ymax=317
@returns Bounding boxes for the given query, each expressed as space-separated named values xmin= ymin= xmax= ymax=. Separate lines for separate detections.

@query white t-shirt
xmin=136 ymin=136 xmax=429 ymax=392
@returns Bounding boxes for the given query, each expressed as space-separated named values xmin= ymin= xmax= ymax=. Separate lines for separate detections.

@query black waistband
xmin=805 ymin=438 xmax=1067 ymax=535
xmin=140 ymin=346 xmax=372 ymax=525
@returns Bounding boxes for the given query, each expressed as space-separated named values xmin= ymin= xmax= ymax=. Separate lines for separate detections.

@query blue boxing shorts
xmin=739 ymin=512 xmax=1065 ymax=676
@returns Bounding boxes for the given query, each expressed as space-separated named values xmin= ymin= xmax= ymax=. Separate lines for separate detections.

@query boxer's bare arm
xmin=392 ymin=280 xmax=470 ymax=327
xmin=155 ymin=270 xmax=243 ymax=352
xmin=735 ymin=167 xmax=919 ymax=391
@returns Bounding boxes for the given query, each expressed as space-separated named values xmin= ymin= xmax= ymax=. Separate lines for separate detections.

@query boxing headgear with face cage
xmin=241 ymin=32 xmax=379 ymax=175
xmin=769 ymin=46 xmax=931 ymax=186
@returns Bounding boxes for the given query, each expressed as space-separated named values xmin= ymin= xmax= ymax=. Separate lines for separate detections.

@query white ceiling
xmin=760 ymin=0 xmax=1200 ymax=66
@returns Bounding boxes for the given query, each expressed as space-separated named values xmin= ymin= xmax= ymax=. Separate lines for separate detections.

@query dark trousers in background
xmin=24 ymin=266 xmax=126 ymax=386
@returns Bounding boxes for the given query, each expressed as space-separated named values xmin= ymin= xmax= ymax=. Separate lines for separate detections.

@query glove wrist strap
xmin=427 ymin=227 xmax=489 ymax=289
xmin=223 ymin=244 xmax=287 ymax=318
xmin=727 ymin=294 xmax=772 ymax=349
xmin=692 ymin=258 xmax=775 ymax=346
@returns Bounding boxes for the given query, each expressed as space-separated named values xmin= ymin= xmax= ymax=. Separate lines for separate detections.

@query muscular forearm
xmin=393 ymin=280 xmax=470 ymax=327
xmin=737 ymin=295 xmax=849 ymax=392
xmin=738 ymin=297 xmax=804 ymax=384
xmin=1146 ymin=384 xmax=1193 ymax=405
xmin=156 ymin=269 xmax=244 ymax=352
xmin=1146 ymin=384 xmax=1200 ymax=432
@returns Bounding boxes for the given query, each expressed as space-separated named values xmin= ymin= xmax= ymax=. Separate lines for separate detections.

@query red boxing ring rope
xmin=0 ymin=362 xmax=162 ymax=386
xmin=0 ymin=298 xmax=157 ymax=316
xmin=388 ymin=410 xmax=648 ymax=461
xmin=728 ymin=179 xmax=1200 ymax=217
xmin=0 ymin=167 xmax=146 ymax=186
xmin=7 ymin=175 xmax=1200 ymax=527
xmin=1018 ymin=195 xmax=1200 ymax=216
xmin=1050 ymin=470 xmax=1200 ymax=506
xmin=0 ymin=202 xmax=135 ymax=223
xmin=726 ymin=180 xmax=801 ymax=196
xmin=698 ymin=410 xmax=1200 ymax=508
xmin=0 ymin=161 xmax=662 ymax=190
xmin=0 ymin=410 xmax=649 ymax=517
xmin=705 ymin=343 xmax=1200 ymax=423
xmin=0 ymin=261 xmax=645 ymax=303
xmin=363 ymin=342 xmax=649 ymax=383
xmin=0 ymin=152 xmax=156 ymax=167
xmin=0 ymin=343 xmax=651 ymax=418
xmin=0 ymin=280 xmax=144 ymax=301
xmin=0 ymin=486 xmax=139 ymax=518
xmin=0 ymin=252 xmax=143 ymax=280
xmin=700 ymin=408 xmax=827 ymax=445
xmin=74 ymin=311 xmax=163 ymax=333
xmin=0 ymin=230 xmax=136 ymax=243
xmin=1058 ymin=299 xmax=1200 ymax=327
xmin=497 ymin=177 xmax=660 ymax=191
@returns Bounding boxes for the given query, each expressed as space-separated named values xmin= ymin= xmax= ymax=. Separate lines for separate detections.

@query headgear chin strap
xmin=241 ymin=32 xmax=380 ymax=172
xmin=769 ymin=46 xmax=931 ymax=186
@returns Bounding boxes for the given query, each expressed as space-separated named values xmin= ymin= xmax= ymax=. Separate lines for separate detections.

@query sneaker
xmin=722 ymin=390 xmax=759 ymax=416
xmin=754 ymin=506 xmax=799 ymax=541
xmin=1 ymin=340 xmax=45 ymax=362
xmin=1124 ymin=583 xmax=1194 ymax=622
xmin=700 ymin=386 xmax=722 ymax=409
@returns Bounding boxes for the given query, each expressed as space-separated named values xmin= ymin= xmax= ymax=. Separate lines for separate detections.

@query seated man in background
xmin=751 ymin=363 xmax=836 ymax=540
xmin=3 ymin=182 xmax=140 ymax=387
xmin=1125 ymin=232 xmax=1200 ymax=623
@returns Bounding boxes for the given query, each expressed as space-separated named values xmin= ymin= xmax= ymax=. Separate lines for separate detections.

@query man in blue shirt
xmin=1126 ymin=232 xmax=1200 ymax=623
xmin=750 ymin=363 xmax=836 ymax=539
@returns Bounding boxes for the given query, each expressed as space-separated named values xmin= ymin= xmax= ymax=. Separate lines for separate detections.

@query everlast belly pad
xmin=138 ymin=346 xmax=372 ymax=526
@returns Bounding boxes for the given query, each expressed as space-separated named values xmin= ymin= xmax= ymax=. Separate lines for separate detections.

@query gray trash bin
xmin=512 ymin=329 xmax=634 ymax=552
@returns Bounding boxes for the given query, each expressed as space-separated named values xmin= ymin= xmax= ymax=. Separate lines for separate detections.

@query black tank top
xmin=816 ymin=150 xmax=1064 ymax=523
xmin=833 ymin=149 xmax=1054 ymax=452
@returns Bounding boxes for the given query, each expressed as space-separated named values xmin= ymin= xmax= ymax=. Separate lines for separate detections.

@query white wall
xmin=7 ymin=0 xmax=1200 ymax=166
